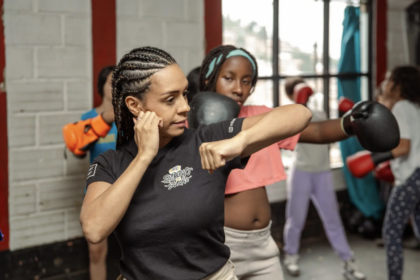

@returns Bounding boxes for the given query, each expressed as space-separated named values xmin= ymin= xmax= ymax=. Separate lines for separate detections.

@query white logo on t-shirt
xmin=87 ymin=164 xmax=97 ymax=179
xmin=228 ymin=118 xmax=236 ymax=133
xmin=161 ymin=165 xmax=193 ymax=190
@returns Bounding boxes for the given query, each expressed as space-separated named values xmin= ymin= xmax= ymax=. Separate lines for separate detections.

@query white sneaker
xmin=343 ymin=259 xmax=366 ymax=280
xmin=284 ymin=254 xmax=300 ymax=277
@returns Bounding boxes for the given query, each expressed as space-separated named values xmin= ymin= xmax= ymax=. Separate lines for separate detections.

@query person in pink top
xmin=226 ymin=105 xmax=299 ymax=196
xmin=198 ymin=45 xmax=366 ymax=280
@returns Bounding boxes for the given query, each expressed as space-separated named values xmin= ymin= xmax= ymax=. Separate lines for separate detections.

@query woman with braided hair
xmin=80 ymin=46 xmax=312 ymax=280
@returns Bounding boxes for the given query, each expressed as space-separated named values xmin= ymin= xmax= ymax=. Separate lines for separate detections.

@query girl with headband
xmin=199 ymin=45 xmax=366 ymax=280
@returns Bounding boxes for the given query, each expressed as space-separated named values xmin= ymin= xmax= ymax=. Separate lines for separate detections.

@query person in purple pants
xmin=282 ymin=77 xmax=366 ymax=280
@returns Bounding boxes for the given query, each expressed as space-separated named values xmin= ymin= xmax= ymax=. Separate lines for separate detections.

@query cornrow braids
xmin=389 ymin=65 xmax=420 ymax=106
xmin=199 ymin=45 xmax=259 ymax=92
xmin=112 ymin=46 xmax=176 ymax=148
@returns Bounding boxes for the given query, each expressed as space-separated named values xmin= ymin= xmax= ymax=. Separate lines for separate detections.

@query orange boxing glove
xmin=63 ymin=114 xmax=111 ymax=157
xmin=374 ymin=161 xmax=395 ymax=183
xmin=293 ymin=83 xmax=313 ymax=105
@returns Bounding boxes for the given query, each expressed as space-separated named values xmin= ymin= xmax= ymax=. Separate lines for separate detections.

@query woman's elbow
xmin=82 ymin=224 xmax=104 ymax=244
xmin=80 ymin=216 xmax=105 ymax=244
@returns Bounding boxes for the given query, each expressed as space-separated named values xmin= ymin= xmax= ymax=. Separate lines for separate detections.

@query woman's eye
xmin=167 ymin=97 xmax=175 ymax=103
xmin=243 ymin=80 xmax=251 ymax=85
xmin=224 ymin=77 xmax=232 ymax=81
xmin=183 ymin=90 xmax=189 ymax=97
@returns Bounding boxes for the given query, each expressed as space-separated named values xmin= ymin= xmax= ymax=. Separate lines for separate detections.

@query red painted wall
xmin=376 ymin=0 xmax=387 ymax=85
xmin=91 ymin=0 xmax=117 ymax=107
xmin=0 ymin=0 xmax=10 ymax=251
xmin=204 ymin=0 xmax=223 ymax=54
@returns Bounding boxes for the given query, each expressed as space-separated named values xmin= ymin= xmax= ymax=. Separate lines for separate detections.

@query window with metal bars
xmin=222 ymin=0 xmax=372 ymax=167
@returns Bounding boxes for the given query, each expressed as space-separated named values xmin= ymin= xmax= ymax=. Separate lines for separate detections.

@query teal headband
xmin=205 ymin=49 xmax=256 ymax=79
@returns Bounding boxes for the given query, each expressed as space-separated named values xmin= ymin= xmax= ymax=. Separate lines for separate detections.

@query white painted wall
xmin=116 ymin=0 xmax=205 ymax=74
xmin=4 ymin=0 xmax=92 ymax=250
xmin=4 ymin=0 xmax=206 ymax=251
xmin=386 ymin=0 xmax=416 ymax=69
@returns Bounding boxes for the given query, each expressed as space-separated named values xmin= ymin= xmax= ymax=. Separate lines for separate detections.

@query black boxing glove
xmin=188 ymin=91 xmax=241 ymax=129
xmin=341 ymin=101 xmax=400 ymax=152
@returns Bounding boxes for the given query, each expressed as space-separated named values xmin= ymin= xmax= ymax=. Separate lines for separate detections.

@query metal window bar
xmin=323 ymin=0 xmax=331 ymax=117
xmin=267 ymin=0 xmax=372 ymax=109
xmin=367 ymin=0 xmax=373 ymax=100
xmin=259 ymin=72 xmax=370 ymax=80
xmin=273 ymin=0 xmax=280 ymax=107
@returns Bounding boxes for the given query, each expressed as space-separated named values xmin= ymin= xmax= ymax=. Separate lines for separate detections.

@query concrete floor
xmin=281 ymin=234 xmax=420 ymax=280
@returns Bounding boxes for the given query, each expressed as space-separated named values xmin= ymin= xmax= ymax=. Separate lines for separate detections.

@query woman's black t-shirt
xmin=86 ymin=118 xmax=248 ymax=280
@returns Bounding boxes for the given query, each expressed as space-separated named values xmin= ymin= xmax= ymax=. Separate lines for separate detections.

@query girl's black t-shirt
xmin=86 ymin=118 xmax=248 ymax=280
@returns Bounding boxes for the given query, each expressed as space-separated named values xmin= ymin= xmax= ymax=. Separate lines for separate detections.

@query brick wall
xmin=3 ymin=0 xmax=207 ymax=252
xmin=4 ymin=0 xmax=92 ymax=250
xmin=387 ymin=0 xmax=415 ymax=68
xmin=116 ymin=0 xmax=205 ymax=74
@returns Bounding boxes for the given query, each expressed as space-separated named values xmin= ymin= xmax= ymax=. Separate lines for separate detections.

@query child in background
xmin=186 ymin=66 xmax=201 ymax=103
xmin=283 ymin=77 xmax=365 ymax=279
xmin=347 ymin=65 xmax=420 ymax=280
xmin=199 ymin=45 xmax=372 ymax=280
xmin=80 ymin=65 xmax=117 ymax=280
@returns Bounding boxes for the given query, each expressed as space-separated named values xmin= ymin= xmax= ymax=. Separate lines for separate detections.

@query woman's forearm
xmin=81 ymin=155 xmax=151 ymax=243
xmin=240 ymin=104 xmax=312 ymax=157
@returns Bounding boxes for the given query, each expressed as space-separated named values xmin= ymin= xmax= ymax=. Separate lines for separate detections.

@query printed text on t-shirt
xmin=161 ymin=165 xmax=193 ymax=190
xmin=228 ymin=119 xmax=236 ymax=133
xmin=87 ymin=164 xmax=97 ymax=179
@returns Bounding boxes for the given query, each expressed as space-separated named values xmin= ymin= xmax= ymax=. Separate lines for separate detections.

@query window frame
xmin=263 ymin=0 xmax=373 ymax=116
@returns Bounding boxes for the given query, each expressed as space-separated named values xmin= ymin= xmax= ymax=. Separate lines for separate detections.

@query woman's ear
xmin=205 ymin=80 xmax=208 ymax=85
xmin=125 ymin=96 xmax=143 ymax=117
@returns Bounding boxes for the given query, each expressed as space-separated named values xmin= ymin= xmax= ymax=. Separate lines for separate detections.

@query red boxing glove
xmin=338 ymin=97 xmax=354 ymax=117
xmin=346 ymin=151 xmax=375 ymax=178
xmin=346 ymin=150 xmax=394 ymax=178
xmin=374 ymin=161 xmax=395 ymax=183
xmin=293 ymin=83 xmax=313 ymax=105
xmin=63 ymin=114 xmax=111 ymax=157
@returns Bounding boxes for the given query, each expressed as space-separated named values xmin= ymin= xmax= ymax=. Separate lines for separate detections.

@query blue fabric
xmin=226 ymin=49 xmax=256 ymax=77
xmin=337 ymin=7 xmax=384 ymax=219
xmin=81 ymin=109 xmax=117 ymax=164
